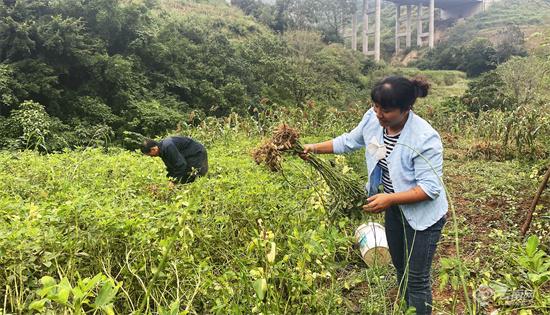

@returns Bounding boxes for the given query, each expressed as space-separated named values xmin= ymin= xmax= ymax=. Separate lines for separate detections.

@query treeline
xmin=416 ymin=24 xmax=526 ymax=77
xmin=425 ymin=55 xmax=550 ymax=159
xmin=0 ymin=0 xmax=373 ymax=150
xmin=233 ymin=0 xmax=404 ymax=60
xmin=231 ymin=0 xmax=356 ymax=43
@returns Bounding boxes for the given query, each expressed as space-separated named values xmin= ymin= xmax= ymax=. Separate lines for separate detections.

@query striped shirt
xmin=378 ymin=129 xmax=400 ymax=193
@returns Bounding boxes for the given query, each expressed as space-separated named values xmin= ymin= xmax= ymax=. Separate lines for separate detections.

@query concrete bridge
xmin=351 ymin=0 xmax=500 ymax=61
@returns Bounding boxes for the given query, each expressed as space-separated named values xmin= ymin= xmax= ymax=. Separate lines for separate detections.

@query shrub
xmin=8 ymin=101 xmax=52 ymax=150
xmin=461 ymin=71 xmax=514 ymax=114
xmin=122 ymin=99 xmax=186 ymax=137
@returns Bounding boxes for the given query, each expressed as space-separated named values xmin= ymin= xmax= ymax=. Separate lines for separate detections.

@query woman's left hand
xmin=363 ymin=194 xmax=395 ymax=213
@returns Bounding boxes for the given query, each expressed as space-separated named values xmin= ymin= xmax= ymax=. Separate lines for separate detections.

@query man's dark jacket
xmin=159 ymin=136 xmax=208 ymax=183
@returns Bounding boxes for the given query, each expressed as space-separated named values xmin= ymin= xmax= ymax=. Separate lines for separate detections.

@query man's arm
xmin=164 ymin=142 xmax=188 ymax=181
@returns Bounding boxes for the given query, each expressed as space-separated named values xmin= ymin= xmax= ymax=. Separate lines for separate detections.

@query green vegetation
xmin=0 ymin=124 xmax=393 ymax=313
xmin=472 ymin=0 xmax=550 ymax=29
xmin=232 ymin=0 xmax=356 ymax=43
xmin=0 ymin=0 xmax=371 ymax=150
xmin=415 ymin=0 xmax=550 ymax=76
xmin=1 ymin=0 xmax=549 ymax=314
xmin=423 ymin=55 xmax=550 ymax=160
xmin=1 ymin=104 xmax=548 ymax=313
xmin=416 ymin=26 xmax=526 ymax=77
xmin=234 ymin=0 xmax=403 ymax=61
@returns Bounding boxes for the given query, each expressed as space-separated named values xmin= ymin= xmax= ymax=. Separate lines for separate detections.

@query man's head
xmin=141 ymin=139 xmax=160 ymax=157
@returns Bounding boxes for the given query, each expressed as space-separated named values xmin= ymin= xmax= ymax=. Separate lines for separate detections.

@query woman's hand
xmin=299 ymin=144 xmax=316 ymax=160
xmin=363 ymin=193 xmax=395 ymax=213
xmin=299 ymin=140 xmax=334 ymax=159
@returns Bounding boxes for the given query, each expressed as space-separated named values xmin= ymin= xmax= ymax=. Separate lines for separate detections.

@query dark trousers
xmin=385 ymin=206 xmax=446 ymax=315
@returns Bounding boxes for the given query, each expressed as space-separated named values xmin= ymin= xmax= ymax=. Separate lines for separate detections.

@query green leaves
xmin=526 ymin=235 xmax=539 ymax=257
xmin=266 ymin=241 xmax=276 ymax=264
xmin=30 ymin=274 xmax=121 ymax=313
xmin=93 ymin=280 xmax=120 ymax=309
xmin=28 ymin=298 xmax=48 ymax=312
xmin=2 ymin=102 xmax=547 ymax=315
xmin=36 ymin=276 xmax=71 ymax=306
xmin=55 ymin=278 xmax=72 ymax=305
xmin=438 ymin=257 xmax=464 ymax=291
xmin=0 ymin=0 xmax=374 ymax=151
xmin=252 ymin=278 xmax=267 ymax=301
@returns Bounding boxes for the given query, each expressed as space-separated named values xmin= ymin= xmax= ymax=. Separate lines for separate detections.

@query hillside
xmin=443 ymin=0 xmax=550 ymax=46
xmin=408 ymin=0 xmax=550 ymax=70
xmin=0 ymin=0 xmax=371 ymax=150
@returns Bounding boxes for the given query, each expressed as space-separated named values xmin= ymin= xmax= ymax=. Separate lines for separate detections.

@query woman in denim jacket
xmin=302 ymin=76 xmax=447 ymax=315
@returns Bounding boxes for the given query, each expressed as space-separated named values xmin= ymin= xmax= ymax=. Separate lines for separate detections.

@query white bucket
xmin=355 ymin=222 xmax=391 ymax=267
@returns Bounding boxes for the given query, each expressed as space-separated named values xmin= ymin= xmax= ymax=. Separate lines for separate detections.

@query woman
xmin=302 ymin=76 xmax=447 ymax=315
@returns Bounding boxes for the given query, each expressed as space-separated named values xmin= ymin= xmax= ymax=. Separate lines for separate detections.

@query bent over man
xmin=141 ymin=136 xmax=208 ymax=184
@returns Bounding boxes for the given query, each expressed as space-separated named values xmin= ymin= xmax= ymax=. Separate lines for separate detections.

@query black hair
xmin=370 ymin=76 xmax=430 ymax=111
xmin=141 ymin=139 xmax=159 ymax=154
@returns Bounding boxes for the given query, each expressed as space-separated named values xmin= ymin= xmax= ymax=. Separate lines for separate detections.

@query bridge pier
xmin=350 ymin=0 xmax=496 ymax=61
xmin=360 ymin=0 xmax=381 ymax=61
xmin=417 ymin=3 xmax=423 ymax=46
xmin=352 ymin=13 xmax=357 ymax=51
xmin=429 ymin=0 xmax=435 ymax=48
xmin=396 ymin=0 xmax=434 ymax=52
xmin=354 ymin=0 xmax=434 ymax=60
xmin=395 ymin=4 xmax=401 ymax=52
xmin=406 ymin=5 xmax=412 ymax=48
xmin=395 ymin=4 xmax=418 ymax=52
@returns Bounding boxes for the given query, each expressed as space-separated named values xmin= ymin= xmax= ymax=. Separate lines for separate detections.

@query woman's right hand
xmin=299 ymin=144 xmax=316 ymax=160
xmin=299 ymin=140 xmax=333 ymax=159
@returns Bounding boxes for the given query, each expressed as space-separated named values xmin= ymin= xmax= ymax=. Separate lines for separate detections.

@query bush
xmin=461 ymin=71 xmax=514 ymax=114
xmin=122 ymin=99 xmax=186 ymax=137
xmin=7 ymin=101 xmax=52 ymax=150
xmin=0 ymin=64 xmax=19 ymax=114
xmin=414 ymin=2 xmax=538 ymax=77
xmin=460 ymin=39 xmax=498 ymax=76
xmin=496 ymin=56 xmax=550 ymax=105
xmin=443 ymin=74 xmax=457 ymax=86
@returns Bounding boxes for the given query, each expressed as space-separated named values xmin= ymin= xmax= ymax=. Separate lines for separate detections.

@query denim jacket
xmin=332 ymin=108 xmax=448 ymax=231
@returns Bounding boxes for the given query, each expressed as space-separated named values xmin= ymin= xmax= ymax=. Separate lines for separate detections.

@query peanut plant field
xmin=1 ymin=115 xmax=548 ymax=314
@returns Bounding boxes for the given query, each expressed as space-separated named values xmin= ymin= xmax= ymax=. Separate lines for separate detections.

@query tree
xmin=8 ymin=100 xmax=52 ymax=150
xmin=459 ymin=38 xmax=497 ymax=77
xmin=0 ymin=64 xmax=19 ymax=115
xmin=497 ymin=56 xmax=550 ymax=105
xmin=494 ymin=24 xmax=527 ymax=64
xmin=460 ymin=71 xmax=514 ymax=114
xmin=0 ymin=0 xmax=372 ymax=149
xmin=234 ymin=0 xmax=356 ymax=42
